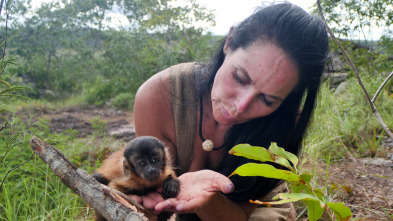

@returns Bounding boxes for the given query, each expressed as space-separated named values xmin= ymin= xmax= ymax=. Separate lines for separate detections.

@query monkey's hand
xmin=92 ymin=173 xmax=110 ymax=185
xmin=154 ymin=170 xmax=234 ymax=214
xmin=162 ymin=175 xmax=180 ymax=199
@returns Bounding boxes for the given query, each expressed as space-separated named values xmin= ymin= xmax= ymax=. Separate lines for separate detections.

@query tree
xmin=95 ymin=0 xmax=216 ymax=104
xmin=316 ymin=0 xmax=393 ymax=74
xmin=4 ymin=0 xmax=216 ymax=102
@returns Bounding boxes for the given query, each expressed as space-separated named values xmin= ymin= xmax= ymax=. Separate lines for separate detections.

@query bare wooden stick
xmin=29 ymin=136 xmax=148 ymax=221
xmin=372 ymin=71 xmax=393 ymax=103
xmin=317 ymin=0 xmax=393 ymax=140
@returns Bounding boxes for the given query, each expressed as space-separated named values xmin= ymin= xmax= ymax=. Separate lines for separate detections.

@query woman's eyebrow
xmin=238 ymin=66 xmax=252 ymax=83
xmin=238 ymin=66 xmax=284 ymax=102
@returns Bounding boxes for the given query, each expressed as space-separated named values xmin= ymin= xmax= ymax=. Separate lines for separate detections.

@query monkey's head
xmin=123 ymin=136 xmax=166 ymax=182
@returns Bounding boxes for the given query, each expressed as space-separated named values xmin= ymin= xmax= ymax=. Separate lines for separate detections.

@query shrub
xmin=112 ymin=92 xmax=135 ymax=110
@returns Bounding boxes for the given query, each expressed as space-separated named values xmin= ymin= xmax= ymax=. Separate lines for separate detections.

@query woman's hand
xmin=129 ymin=190 xmax=165 ymax=210
xmin=154 ymin=170 xmax=234 ymax=214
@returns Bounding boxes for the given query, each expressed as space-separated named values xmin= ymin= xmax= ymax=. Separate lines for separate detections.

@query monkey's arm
xmin=92 ymin=173 xmax=110 ymax=185
xmin=162 ymin=175 xmax=180 ymax=198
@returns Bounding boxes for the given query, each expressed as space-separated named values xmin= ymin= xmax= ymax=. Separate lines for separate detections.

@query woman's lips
xmin=221 ymin=107 xmax=237 ymax=122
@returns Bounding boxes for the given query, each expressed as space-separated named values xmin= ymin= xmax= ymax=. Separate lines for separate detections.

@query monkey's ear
xmin=122 ymin=158 xmax=131 ymax=177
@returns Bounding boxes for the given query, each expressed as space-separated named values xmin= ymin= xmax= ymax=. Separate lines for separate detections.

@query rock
xmin=107 ymin=125 xmax=135 ymax=142
xmin=334 ymin=81 xmax=350 ymax=96
xmin=106 ymin=120 xmax=136 ymax=141
xmin=323 ymin=72 xmax=349 ymax=87
xmin=358 ymin=158 xmax=392 ymax=166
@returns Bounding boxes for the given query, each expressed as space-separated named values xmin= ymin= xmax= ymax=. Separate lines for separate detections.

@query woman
xmin=133 ymin=3 xmax=329 ymax=220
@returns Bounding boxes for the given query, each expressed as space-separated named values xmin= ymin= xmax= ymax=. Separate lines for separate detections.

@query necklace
xmin=199 ymin=96 xmax=225 ymax=151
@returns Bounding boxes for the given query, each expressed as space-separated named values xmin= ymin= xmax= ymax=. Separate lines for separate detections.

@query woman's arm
xmin=133 ymin=67 xmax=176 ymax=154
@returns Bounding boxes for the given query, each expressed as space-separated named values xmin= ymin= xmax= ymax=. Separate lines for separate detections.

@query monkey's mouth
xmin=144 ymin=173 xmax=160 ymax=182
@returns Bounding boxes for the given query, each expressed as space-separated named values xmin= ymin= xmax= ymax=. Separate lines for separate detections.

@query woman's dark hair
xmin=198 ymin=3 xmax=329 ymax=202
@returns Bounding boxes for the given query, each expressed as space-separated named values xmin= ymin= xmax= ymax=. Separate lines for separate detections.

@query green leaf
xmin=305 ymin=200 xmax=325 ymax=221
xmin=268 ymin=142 xmax=298 ymax=166
xmin=229 ymin=144 xmax=293 ymax=169
xmin=300 ymin=173 xmax=312 ymax=183
xmin=274 ymin=192 xmax=321 ymax=202
xmin=275 ymin=156 xmax=292 ymax=168
xmin=0 ymin=79 xmax=11 ymax=87
xmin=326 ymin=202 xmax=352 ymax=221
xmin=290 ymin=182 xmax=308 ymax=193
xmin=314 ymin=189 xmax=325 ymax=200
xmin=229 ymin=144 xmax=275 ymax=162
xmin=230 ymin=163 xmax=304 ymax=183
xmin=0 ymin=86 xmax=29 ymax=96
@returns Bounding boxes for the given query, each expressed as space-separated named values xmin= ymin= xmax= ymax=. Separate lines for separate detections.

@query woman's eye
xmin=261 ymin=95 xmax=273 ymax=107
xmin=234 ymin=72 xmax=246 ymax=85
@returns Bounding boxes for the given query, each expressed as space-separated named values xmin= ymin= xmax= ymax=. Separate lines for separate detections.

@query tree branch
xmin=29 ymin=136 xmax=148 ymax=221
xmin=372 ymin=71 xmax=393 ymax=103
xmin=0 ymin=153 xmax=34 ymax=191
xmin=317 ymin=0 xmax=393 ymax=140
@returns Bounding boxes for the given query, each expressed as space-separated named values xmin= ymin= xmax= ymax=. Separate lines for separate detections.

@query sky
xmin=30 ymin=0 xmax=316 ymax=36
xmin=196 ymin=0 xmax=315 ymax=35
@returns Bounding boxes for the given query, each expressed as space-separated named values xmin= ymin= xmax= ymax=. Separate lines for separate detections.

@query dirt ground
xmin=32 ymin=106 xmax=393 ymax=220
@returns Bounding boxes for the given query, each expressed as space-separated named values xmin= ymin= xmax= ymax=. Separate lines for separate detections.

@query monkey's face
xmin=131 ymin=150 xmax=164 ymax=182
xmin=123 ymin=137 xmax=167 ymax=182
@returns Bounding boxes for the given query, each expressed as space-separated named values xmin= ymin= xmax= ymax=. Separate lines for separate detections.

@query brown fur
xmin=96 ymin=147 xmax=176 ymax=193
xmin=93 ymin=137 xmax=179 ymax=221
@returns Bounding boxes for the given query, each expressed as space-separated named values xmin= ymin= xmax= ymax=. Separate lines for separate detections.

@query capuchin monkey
xmin=92 ymin=136 xmax=180 ymax=221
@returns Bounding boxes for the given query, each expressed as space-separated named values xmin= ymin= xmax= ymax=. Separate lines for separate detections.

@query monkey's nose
xmin=145 ymin=168 xmax=160 ymax=181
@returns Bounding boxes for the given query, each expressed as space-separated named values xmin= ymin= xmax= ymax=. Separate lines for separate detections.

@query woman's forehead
xmin=232 ymin=42 xmax=299 ymax=97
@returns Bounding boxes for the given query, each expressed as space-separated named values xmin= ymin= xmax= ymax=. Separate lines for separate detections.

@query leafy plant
xmin=91 ymin=116 xmax=107 ymax=138
xmin=229 ymin=143 xmax=352 ymax=221
xmin=113 ymin=92 xmax=135 ymax=110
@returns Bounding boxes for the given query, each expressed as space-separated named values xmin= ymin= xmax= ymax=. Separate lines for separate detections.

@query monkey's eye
xmin=151 ymin=157 xmax=160 ymax=165
xmin=138 ymin=161 xmax=147 ymax=167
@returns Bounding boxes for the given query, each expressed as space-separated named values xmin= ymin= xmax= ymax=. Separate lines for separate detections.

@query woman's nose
xmin=235 ymin=91 xmax=254 ymax=113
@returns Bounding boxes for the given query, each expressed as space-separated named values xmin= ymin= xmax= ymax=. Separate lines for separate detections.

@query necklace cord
xmin=199 ymin=96 xmax=225 ymax=151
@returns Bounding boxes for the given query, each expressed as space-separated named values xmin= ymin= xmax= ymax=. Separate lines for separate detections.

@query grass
xmin=1 ymin=73 xmax=392 ymax=220
xmin=302 ymin=74 xmax=393 ymax=162
xmin=295 ymin=74 xmax=393 ymax=219
xmin=0 ymin=111 xmax=123 ymax=220
xmin=4 ymin=94 xmax=87 ymax=114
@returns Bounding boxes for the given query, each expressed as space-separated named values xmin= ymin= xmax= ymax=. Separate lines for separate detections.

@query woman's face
xmin=211 ymin=41 xmax=299 ymax=125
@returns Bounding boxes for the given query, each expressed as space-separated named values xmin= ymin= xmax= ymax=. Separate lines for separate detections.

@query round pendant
xmin=202 ymin=139 xmax=214 ymax=151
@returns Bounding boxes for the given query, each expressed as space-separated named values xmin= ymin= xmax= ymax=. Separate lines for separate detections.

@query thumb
xmin=220 ymin=179 xmax=234 ymax=194
xmin=209 ymin=171 xmax=234 ymax=194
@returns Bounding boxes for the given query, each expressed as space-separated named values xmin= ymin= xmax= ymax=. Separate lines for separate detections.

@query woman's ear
xmin=223 ymin=27 xmax=236 ymax=55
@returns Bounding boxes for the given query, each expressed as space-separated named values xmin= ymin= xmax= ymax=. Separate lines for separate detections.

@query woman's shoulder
xmin=133 ymin=67 xmax=174 ymax=142
xmin=136 ymin=62 xmax=196 ymax=99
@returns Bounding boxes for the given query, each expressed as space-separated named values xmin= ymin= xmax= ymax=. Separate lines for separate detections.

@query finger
xmin=206 ymin=171 xmax=234 ymax=194
xmin=128 ymin=195 xmax=142 ymax=204
xmin=155 ymin=198 xmax=179 ymax=212
xmin=142 ymin=192 xmax=164 ymax=209
xmin=156 ymin=187 xmax=163 ymax=193
xmin=175 ymin=197 xmax=204 ymax=213
xmin=220 ymin=181 xmax=234 ymax=194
